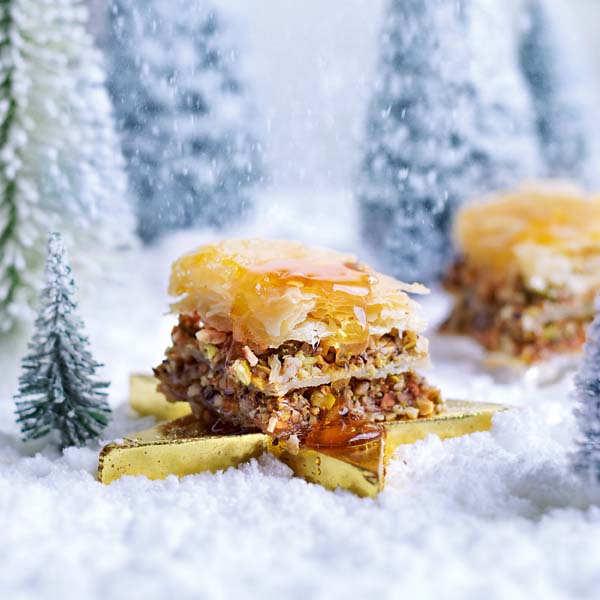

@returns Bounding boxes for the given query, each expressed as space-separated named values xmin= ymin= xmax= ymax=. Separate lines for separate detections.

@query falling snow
xmin=1 ymin=0 xmax=600 ymax=597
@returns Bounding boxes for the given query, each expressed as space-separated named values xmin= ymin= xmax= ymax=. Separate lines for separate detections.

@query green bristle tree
xmin=14 ymin=233 xmax=110 ymax=448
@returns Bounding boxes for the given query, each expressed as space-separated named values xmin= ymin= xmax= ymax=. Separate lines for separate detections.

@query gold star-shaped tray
xmin=98 ymin=375 xmax=508 ymax=497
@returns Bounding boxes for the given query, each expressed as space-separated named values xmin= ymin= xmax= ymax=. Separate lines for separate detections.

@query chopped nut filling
xmin=441 ymin=258 xmax=594 ymax=364
xmin=156 ymin=366 xmax=442 ymax=443
xmin=165 ymin=312 xmax=428 ymax=397
xmin=154 ymin=313 xmax=443 ymax=444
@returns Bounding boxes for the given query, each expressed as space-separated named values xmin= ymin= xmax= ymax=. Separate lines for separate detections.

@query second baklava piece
xmin=441 ymin=183 xmax=600 ymax=365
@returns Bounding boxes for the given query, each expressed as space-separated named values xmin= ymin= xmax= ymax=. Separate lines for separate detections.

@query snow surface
xmin=1 ymin=189 xmax=599 ymax=599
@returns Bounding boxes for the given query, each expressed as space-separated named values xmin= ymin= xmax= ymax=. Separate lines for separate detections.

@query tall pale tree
xmin=0 ymin=0 xmax=133 ymax=332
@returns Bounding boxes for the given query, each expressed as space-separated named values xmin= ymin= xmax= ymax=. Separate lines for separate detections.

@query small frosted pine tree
xmin=357 ymin=0 xmax=543 ymax=282
xmin=572 ymin=297 xmax=600 ymax=485
xmin=0 ymin=0 xmax=134 ymax=332
xmin=106 ymin=0 xmax=264 ymax=242
xmin=14 ymin=233 xmax=110 ymax=448
xmin=520 ymin=0 xmax=600 ymax=187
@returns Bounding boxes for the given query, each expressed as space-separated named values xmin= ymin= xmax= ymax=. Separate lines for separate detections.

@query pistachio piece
xmin=231 ymin=359 xmax=252 ymax=386
xmin=203 ymin=343 xmax=218 ymax=361
xmin=310 ymin=388 xmax=336 ymax=410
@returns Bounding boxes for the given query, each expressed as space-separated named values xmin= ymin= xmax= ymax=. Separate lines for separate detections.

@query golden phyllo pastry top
xmin=455 ymin=182 xmax=600 ymax=293
xmin=169 ymin=239 xmax=428 ymax=355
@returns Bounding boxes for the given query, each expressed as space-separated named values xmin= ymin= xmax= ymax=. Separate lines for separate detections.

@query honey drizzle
xmin=168 ymin=240 xmax=424 ymax=356
xmin=303 ymin=419 xmax=383 ymax=449
xmin=230 ymin=256 xmax=378 ymax=354
xmin=299 ymin=394 xmax=384 ymax=450
xmin=248 ymin=258 xmax=372 ymax=291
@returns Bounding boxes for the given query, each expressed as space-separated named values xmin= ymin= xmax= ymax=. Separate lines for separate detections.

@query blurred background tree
xmin=86 ymin=0 xmax=600 ymax=197
xmin=105 ymin=0 xmax=265 ymax=243
xmin=0 ymin=0 xmax=133 ymax=334
xmin=88 ymin=0 xmax=600 ymax=273
xmin=520 ymin=0 xmax=600 ymax=188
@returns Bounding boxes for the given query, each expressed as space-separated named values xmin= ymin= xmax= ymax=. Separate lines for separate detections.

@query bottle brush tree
xmin=14 ymin=233 xmax=110 ymax=448
xmin=520 ymin=0 xmax=600 ymax=188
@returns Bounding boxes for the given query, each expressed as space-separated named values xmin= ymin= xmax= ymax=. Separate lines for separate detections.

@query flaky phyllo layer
xmin=168 ymin=239 xmax=428 ymax=356
xmin=443 ymin=183 xmax=600 ymax=364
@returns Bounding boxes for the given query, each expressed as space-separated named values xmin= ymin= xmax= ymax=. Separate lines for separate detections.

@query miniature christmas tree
xmin=572 ymin=297 xmax=600 ymax=484
xmin=14 ymin=233 xmax=110 ymax=449
xmin=520 ymin=0 xmax=600 ymax=187
xmin=357 ymin=0 xmax=543 ymax=282
xmin=106 ymin=0 xmax=264 ymax=242
xmin=0 ymin=0 xmax=133 ymax=333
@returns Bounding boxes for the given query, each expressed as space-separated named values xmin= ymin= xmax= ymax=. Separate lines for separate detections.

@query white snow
xmin=0 ymin=1 xmax=598 ymax=596
xmin=1 ymin=188 xmax=599 ymax=599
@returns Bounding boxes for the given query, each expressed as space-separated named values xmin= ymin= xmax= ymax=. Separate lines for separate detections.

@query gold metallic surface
xmin=99 ymin=378 xmax=508 ymax=496
xmin=129 ymin=374 xmax=191 ymax=421
xmin=272 ymin=439 xmax=384 ymax=497
xmin=383 ymin=401 xmax=503 ymax=460
xmin=98 ymin=415 xmax=267 ymax=484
